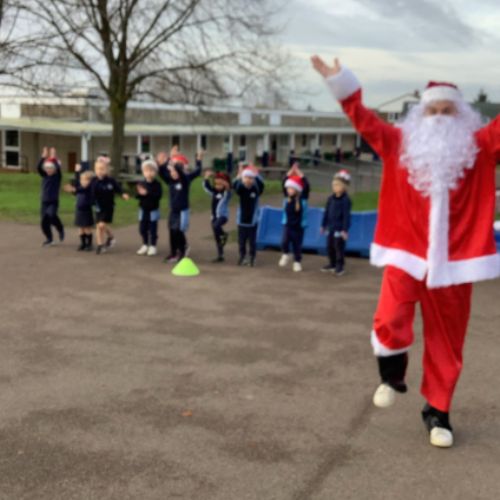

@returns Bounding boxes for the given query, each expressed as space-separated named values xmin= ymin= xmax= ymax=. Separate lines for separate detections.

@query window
xmin=318 ymin=135 xmax=322 ymax=146
xmin=172 ymin=135 xmax=180 ymax=147
xmin=200 ymin=135 xmax=207 ymax=150
xmin=3 ymin=129 xmax=20 ymax=168
xmin=141 ymin=135 xmax=151 ymax=153
xmin=302 ymin=134 xmax=307 ymax=147
xmin=5 ymin=130 xmax=19 ymax=148
xmin=6 ymin=151 xmax=19 ymax=166
xmin=239 ymin=135 xmax=246 ymax=147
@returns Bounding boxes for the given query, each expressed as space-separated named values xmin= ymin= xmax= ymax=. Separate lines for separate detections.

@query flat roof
xmin=0 ymin=117 xmax=356 ymax=137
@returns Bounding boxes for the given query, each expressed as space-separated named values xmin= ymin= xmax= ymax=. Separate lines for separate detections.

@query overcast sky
xmin=279 ymin=0 xmax=500 ymax=111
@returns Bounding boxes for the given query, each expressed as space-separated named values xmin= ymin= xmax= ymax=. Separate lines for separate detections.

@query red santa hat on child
xmin=43 ymin=157 xmax=58 ymax=169
xmin=285 ymin=175 xmax=304 ymax=193
xmin=242 ymin=166 xmax=257 ymax=178
xmin=421 ymin=81 xmax=462 ymax=105
xmin=335 ymin=169 xmax=351 ymax=184
xmin=171 ymin=154 xmax=190 ymax=166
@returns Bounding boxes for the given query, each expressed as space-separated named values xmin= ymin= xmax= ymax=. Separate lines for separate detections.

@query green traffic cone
xmin=172 ymin=257 xmax=200 ymax=277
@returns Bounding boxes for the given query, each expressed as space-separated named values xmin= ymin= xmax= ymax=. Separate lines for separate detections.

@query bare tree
xmin=19 ymin=0 xmax=287 ymax=171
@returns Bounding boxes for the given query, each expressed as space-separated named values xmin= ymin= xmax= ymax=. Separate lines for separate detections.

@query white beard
xmin=399 ymin=102 xmax=482 ymax=196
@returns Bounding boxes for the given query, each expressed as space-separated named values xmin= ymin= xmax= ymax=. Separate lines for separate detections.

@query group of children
xmin=37 ymin=146 xmax=353 ymax=274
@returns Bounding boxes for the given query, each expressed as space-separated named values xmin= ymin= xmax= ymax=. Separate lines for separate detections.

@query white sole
xmin=372 ymin=383 xmax=396 ymax=408
xmin=430 ymin=427 xmax=453 ymax=448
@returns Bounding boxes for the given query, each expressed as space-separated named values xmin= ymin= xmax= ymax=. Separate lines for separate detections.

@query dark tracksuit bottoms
xmin=322 ymin=192 xmax=352 ymax=272
xmin=38 ymin=158 xmax=64 ymax=241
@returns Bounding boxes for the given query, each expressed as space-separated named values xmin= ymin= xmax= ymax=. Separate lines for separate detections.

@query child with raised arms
xmin=203 ymin=169 xmax=232 ymax=262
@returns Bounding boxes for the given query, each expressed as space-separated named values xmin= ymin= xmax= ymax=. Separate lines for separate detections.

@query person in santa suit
xmin=311 ymin=55 xmax=500 ymax=448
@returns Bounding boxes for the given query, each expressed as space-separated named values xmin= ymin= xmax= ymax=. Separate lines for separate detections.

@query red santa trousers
xmin=372 ymin=266 xmax=472 ymax=412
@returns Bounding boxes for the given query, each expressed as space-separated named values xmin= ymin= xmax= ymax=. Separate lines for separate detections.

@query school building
xmin=0 ymin=93 xmax=361 ymax=173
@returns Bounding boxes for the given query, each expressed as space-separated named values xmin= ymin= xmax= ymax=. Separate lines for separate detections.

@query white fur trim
xmin=370 ymin=243 xmax=427 ymax=281
xmin=421 ymin=86 xmax=462 ymax=104
xmin=242 ymin=169 xmax=257 ymax=178
xmin=428 ymin=253 xmax=500 ymax=288
xmin=284 ymin=179 xmax=303 ymax=192
xmin=371 ymin=330 xmax=411 ymax=357
xmin=325 ymin=67 xmax=361 ymax=101
xmin=426 ymin=189 xmax=452 ymax=286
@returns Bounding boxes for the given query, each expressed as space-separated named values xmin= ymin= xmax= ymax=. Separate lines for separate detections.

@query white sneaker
xmin=430 ymin=427 xmax=454 ymax=448
xmin=293 ymin=262 xmax=302 ymax=272
xmin=147 ymin=246 xmax=157 ymax=256
xmin=136 ymin=244 xmax=148 ymax=256
xmin=279 ymin=254 xmax=290 ymax=267
xmin=373 ymin=383 xmax=396 ymax=408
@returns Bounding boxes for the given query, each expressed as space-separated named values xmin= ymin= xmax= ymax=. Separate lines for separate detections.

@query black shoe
xmin=77 ymin=244 xmax=86 ymax=251
xmin=96 ymin=245 xmax=106 ymax=255
xmin=321 ymin=265 xmax=335 ymax=273
xmin=422 ymin=404 xmax=452 ymax=432
xmin=42 ymin=239 xmax=54 ymax=247
xmin=212 ymin=256 xmax=225 ymax=263
xmin=59 ymin=229 xmax=65 ymax=242
xmin=105 ymin=236 xmax=115 ymax=248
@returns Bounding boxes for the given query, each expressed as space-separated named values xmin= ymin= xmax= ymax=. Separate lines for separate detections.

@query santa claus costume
xmin=325 ymin=67 xmax=500 ymax=447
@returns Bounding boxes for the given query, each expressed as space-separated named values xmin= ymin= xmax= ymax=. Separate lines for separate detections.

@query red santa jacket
xmin=327 ymin=67 xmax=500 ymax=288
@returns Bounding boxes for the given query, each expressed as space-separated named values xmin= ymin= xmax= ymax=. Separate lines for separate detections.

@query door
xmin=67 ymin=152 xmax=77 ymax=172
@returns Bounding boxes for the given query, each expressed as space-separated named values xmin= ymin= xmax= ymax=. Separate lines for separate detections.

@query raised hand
xmin=75 ymin=163 xmax=82 ymax=173
xmin=203 ymin=169 xmax=213 ymax=179
xmin=41 ymin=146 xmax=49 ymax=159
xmin=156 ymin=151 xmax=168 ymax=166
xmin=170 ymin=145 xmax=179 ymax=158
xmin=311 ymin=55 xmax=341 ymax=79
xmin=49 ymin=147 xmax=57 ymax=159
xmin=196 ymin=149 xmax=204 ymax=162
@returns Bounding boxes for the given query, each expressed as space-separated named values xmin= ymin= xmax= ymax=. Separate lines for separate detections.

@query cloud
xmin=279 ymin=0 xmax=500 ymax=109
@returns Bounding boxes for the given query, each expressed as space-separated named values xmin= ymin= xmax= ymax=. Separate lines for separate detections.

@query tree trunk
xmin=110 ymin=99 xmax=127 ymax=174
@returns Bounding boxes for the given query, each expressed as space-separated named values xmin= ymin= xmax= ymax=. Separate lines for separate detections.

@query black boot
xmin=85 ymin=233 xmax=93 ymax=251
xmin=422 ymin=404 xmax=452 ymax=432
xmin=77 ymin=234 xmax=86 ymax=251
xmin=377 ymin=353 xmax=408 ymax=393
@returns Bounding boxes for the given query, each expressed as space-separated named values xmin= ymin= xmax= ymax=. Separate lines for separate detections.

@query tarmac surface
xmin=0 ymin=209 xmax=499 ymax=500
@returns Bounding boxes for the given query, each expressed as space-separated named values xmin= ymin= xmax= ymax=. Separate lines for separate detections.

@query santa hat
xmin=215 ymin=172 xmax=230 ymax=184
xmin=335 ymin=169 xmax=351 ymax=184
xmin=421 ymin=81 xmax=462 ymax=105
xmin=43 ymin=158 xmax=57 ymax=169
xmin=285 ymin=175 xmax=304 ymax=193
xmin=171 ymin=154 xmax=189 ymax=166
xmin=242 ymin=167 xmax=257 ymax=178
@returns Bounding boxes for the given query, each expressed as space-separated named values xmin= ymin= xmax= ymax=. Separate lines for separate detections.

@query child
xmin=136 ymin=159 xmax=163 ymax=257
xmin=90 ymin=156 xmax=129 ymax=254
xmin=321 ymin=170 xmax=352 ymax=275
xmin=203 ymin=170 xmax=232 ymax=262
xmin=232 ymin=163 xmax=265 ymax=266
xmin=37 ymin=147 xmax=65 ymax=246
xmin=64 ymin=164 xmax=95 ymax=251
xmin=157 ymin=146 xmax=202 ymax=263
xmin=279 ymin=163 xmax=310 ymax=272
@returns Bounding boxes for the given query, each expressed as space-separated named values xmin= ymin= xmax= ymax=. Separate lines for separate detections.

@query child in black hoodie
xmin=321 ymin=170 xmax=352 ymax=275
xmin=64 ymin=164 xmax=95 ymax=251
xmin=157 ymin=146 xmax=202 ymax=263
xmin=37 ymin=147 xmax=65 ymax=246
xmin=136 ymin=159 xmax=163 ymax=257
